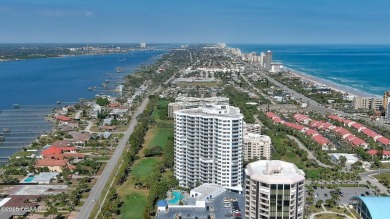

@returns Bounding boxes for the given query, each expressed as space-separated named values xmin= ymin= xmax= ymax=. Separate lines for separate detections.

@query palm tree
xmin=315 ymin=200 xmax=323 ymax=208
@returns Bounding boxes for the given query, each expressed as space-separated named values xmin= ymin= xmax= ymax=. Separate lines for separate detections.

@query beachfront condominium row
xmin=245 ymin=160 xmax=305 ymax=219
xmin=174 ymin=104 xmax=244 ymax=191
xmin=353 ymin=96 xmax=383 ymax=111
xmin=353 ymin=91 xmax=390 ymax=118
xmin=241 ymin=50 xmax=273 ymax=70
xmin=384 ymin=91 xmax=390 ymax=120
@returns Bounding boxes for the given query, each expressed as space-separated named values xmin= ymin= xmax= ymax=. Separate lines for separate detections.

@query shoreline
xmin=284 ymin=67 xmax=379 ymax=98
xmin=0 ymin=50 xmax=164 ymax=163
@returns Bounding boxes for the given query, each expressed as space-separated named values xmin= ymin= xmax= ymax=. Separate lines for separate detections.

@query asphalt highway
xmin=76 ymin=94 xmax=151 ymax=219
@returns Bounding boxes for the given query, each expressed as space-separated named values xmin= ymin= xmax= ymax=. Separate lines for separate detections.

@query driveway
xmin=287 ymin=135 xmax=332 ymax=168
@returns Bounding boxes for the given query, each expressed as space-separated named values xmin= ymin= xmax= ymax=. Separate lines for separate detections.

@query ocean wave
xmin=328 ymin=77 xmax=357 ymax=83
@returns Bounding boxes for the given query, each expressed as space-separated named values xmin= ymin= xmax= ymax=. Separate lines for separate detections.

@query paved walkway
xmin=286 ymin=135 xmax=332 ymax=168
xmin=310 ymin=211 xmax=354 ymax=219
xmin=253 ymin=115 xmax=264 ymax=126
xmin=343 ymin=204 xmax=357 ymax=219
xmin=321 ymin=204 xmax=327 ymax=212
xmin=84 ymin=120 xmax=94 ymax=133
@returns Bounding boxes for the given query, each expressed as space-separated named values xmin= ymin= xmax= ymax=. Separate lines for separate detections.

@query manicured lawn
xmin=373 ymin=172 xmax=390 ymax=183
xmin=10 ymin=150 xmax=35 ymax=158
xmin=152 ymin=110 xmax=160 ymax=120
xmin=315 ymin=214 xmax=344 ymax=219
xmin=381 ymin=162 xmax=390 ymax=168
xmin=281 ymin=151 xmax=304 ymax=169
xmin=157 ymin=99 xmax=170 ymax=109
xmin=131 ymin=157 xmax=159 ymax=180
xmin=143 ymin=127 xmax=172 ymax=151
xmin=149 ymin=128 xmax=171 ymax=148
xmin=306 ymin=168 xmax=320 ymax=179
xmin=152 ymin=99 xmax=170 ymax=121
xmin=120 ymin=192 xmax=147 ymax=219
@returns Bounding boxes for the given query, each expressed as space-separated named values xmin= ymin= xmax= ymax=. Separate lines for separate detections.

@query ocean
xmin=232 ymin=44 xmax=390 ymax=97
xmin=0 ymin=49 xmax=166 ymax=161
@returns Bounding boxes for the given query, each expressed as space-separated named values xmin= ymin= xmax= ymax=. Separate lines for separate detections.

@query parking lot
xmin=212 ymin=192 xmax=245 ymax=219
xmin=156 ymin=191 xmax=245 ymax=219
xmin=313 ymin=186 xmax=375 ymax=204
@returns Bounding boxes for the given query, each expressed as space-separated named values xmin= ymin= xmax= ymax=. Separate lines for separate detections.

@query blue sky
xmin=1 ymin=0 xmax=389 ymax=44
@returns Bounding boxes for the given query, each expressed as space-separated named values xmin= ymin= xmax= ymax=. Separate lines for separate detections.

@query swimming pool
xmin=24 ymin=176 xmax=35 ymax=183
xmin=168 ymin=191 xmax=183 ymax=205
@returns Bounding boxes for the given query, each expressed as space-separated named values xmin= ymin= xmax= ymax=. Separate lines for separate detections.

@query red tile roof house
xmin=305 ymin=129 xmax=319 ymax=136
xmin=361 ymin=128 xmax=381 ymax=139
xmin=108 ymin=102 xmax=120 ymax=108
xmin=333 ymin=127 xmax=351 ymax=138
xmin=54 ymin=115 xmax=72 ymax=122
xmin=312 ymin=134 xmax=334 ymax=150
xmin=266 ymin=112 xmax=278 ymax=119
xmin=329 ymin=114 xmax=390 ymax=146
xmin=350 ymin=137 xmax=369 ymax=149
xmin=351 ymin=122 xmax=366 ymax=131
xmin=35 ymin=159 xmax=69 ymax=172
xmin=377 ymin=137 xmax=390 ymax=145
xmin=40 ymin=146 xmax=85 ymax=161
xmin=293 ymin=114 xmax=311 ymax=124
xmin=368 ymin=150 xmax=390 ymax=160
xmin=311 ymin=121 xmax=325 ymax=129
xmin=321 ymin=123 xmax=333 ymax=130
xmin=284 ymin=122 xmax=305 ymax=131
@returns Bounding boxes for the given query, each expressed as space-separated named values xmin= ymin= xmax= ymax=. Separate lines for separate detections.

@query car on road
xmin=224 ymin=204 xmax=230 ymax=208
xmin=233 ymin=212 xmax=241 ymax=217
xmin=225 ymin=213 xmax=233 ymax=217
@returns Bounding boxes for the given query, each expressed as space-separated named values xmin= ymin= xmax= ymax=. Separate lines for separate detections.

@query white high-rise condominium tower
xmin=174 ymin=104 xmax=244 ymax=192
xmin=245 ymin=160 xmax=305 ymax=219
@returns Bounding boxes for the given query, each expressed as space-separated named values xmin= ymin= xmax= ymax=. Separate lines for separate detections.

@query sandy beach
xmin=285 ymin=68 xmax=378 ymax=98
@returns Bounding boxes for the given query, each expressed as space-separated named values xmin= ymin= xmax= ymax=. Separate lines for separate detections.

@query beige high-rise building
xmin=354 ymin=96 xmax=383 ymax=111
xmin=383 ymin=91 xmax=390 ymax=111
xmin=244 ymin=123 xmax=262 ymax=135
xmin=243 ymin=133 xmax=271 ymax=161
xmin=245 ymin=160 xmax=305 ymax=219
xmin=264 ymin=50 xmax=273 ymax=70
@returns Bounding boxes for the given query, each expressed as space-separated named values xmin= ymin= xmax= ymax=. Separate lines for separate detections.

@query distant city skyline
xmin=1 ymin=0 xmax=390 ymax=44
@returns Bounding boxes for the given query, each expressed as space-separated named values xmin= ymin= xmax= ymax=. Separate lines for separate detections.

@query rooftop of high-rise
xmin=175 ymin=104 xmax=242 ymax=118
xmin=246 ymin=160 xmax=305 ymax=184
